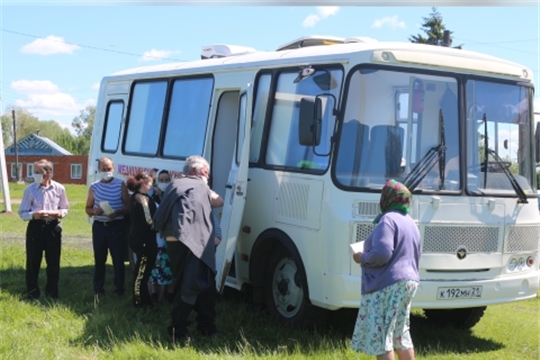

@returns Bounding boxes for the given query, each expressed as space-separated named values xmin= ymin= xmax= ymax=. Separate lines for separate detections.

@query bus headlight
xmin=526 ymin=256 xmax=535 ymax=268
xmin=517 ymin=257 xmax=525 ymax=271
xmin=508 ymin=258 xmax=517 ymax=271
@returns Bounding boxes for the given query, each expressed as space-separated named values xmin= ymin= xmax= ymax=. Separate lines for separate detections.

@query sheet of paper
xmin=99 ymin=201 xmax=114 ymax=215
xmin=349 ymin=241 xmax=365 ymax=254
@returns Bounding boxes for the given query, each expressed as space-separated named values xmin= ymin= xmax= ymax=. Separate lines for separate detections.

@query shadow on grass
xmin=0 ymin=263 xmax=504 ymax=356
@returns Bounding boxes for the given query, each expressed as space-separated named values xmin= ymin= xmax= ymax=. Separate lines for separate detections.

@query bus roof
xmin=108 ymin=39 xmax=533 ymax=82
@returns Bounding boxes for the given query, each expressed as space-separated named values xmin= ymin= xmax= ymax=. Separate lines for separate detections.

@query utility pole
xmin=0 ymin=115 xmax=12 ymax=212
xmin=12 ymin=110 xmax=20 ymax=182
xmin=441 ymin=30 xmax=452 ymax=47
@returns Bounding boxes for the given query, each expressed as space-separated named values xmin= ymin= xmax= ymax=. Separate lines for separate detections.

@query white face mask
xmin=100 ymin=171 xmax=114 ymax=181
xmin=157 ymin=182 xmax=169 ymax=191
xmin=33 ymin=174 xmax=43 ymax=183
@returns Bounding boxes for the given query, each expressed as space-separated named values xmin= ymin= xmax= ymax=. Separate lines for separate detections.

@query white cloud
xmin=21 ymin=35 xmax=80 ymax=55
xmin=11 ymin=80 xmax=94 ymax=128
xmin=92 ymin=83 xmax=101 ymax=90
xmin=317 ymin=6 xmax=339 ymax=18
xmin=303 ymin=6 xmax=340 ymax=28
xmin=12 ymin=79 xmax=59 ymax=94
xmin=139 ymin=49 xmax=179 ymax=62
xmin=372 ymin=15 xmax=407 ymax=29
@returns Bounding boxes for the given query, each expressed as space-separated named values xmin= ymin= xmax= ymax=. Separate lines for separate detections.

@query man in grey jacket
xmin=153 ymin=155 xmax=224 ymax=344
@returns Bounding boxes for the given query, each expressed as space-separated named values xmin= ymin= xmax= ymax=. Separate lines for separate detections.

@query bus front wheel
xmin=423 ymin=306 xmax=486 ymax=329
xmin=264 ymin=247 xmax=327 ymax=328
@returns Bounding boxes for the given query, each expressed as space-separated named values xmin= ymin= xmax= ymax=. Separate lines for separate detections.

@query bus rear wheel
xmin=423 ymin=306 xmax=486 ymax=329
xmin=264 ymin=247 xmax=327 ymax=328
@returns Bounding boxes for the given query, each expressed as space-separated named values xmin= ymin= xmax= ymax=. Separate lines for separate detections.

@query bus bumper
xmin=316 ymin=271 xmax=539 ymax=310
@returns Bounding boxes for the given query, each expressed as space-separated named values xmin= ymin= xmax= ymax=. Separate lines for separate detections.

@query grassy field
xmin=0 ymin=184 xmax=538 ymax=359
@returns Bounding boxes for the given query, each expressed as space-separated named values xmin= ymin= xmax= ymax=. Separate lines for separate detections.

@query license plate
xmin=437 ymin=286 xmax=483 ymax=300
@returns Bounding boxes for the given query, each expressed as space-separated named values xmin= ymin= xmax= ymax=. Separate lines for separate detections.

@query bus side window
xmin=102 ymin=101 xmax=124 ymax=153
xmin=250 ymin=73 xmax=272 ymax=164
xmin=124 ymin=81 xmax=167 ymax=156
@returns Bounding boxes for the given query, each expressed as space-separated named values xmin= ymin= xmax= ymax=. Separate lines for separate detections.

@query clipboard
xmin=349 ymin=241 xmax=364 ymax=254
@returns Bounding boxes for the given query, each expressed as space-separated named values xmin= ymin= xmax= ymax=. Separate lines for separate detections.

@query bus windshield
xmin=334 ymin=67 xmax=535 ymax=196
xmin=335 ymin=67 xmax=460 ymax=191
xmin=465 ymin=80 xmax=534 ymax=196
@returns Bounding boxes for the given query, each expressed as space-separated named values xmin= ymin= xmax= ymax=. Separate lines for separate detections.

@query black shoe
xmin=27 ymin=294 xmax=40 ymax=300
xmin=169 ymin=328 xmax=193 ymax=346
xmin=198 ymin=327 xmax=224 ymax=338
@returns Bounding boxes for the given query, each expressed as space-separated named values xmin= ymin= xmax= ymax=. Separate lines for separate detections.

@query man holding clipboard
xmin=85 ymin=157 xmax=130 ymax=297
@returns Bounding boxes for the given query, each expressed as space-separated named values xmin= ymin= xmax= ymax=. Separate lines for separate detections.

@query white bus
xmin=88 ymin=35 xmax=540 ymax=329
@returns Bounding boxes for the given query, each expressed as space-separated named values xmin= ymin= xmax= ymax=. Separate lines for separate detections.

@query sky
xmin=0 ymin=3 xmax=539 ymax=131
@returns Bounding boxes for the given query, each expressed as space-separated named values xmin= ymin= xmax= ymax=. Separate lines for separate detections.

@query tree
xmin=409 ymin=7 xmax=462 ymax=49
xmin=1 ymin=113 xmax=12 ymax=147
xmin=71 ymin=105 xmax=95 ymax=139
xmin=70 ymin=105 xmax=95 ymax=156
xmin=0 ymin=106 xmax=40 ymax=146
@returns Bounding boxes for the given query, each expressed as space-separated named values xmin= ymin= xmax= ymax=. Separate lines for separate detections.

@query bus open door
xmin=215 ymin=84 xmax=253 ymax=293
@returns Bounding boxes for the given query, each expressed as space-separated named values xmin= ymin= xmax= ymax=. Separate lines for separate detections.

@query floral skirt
xmin=149 ymin=245 xmax=174 ymax=286
xmin=350 ymin=280 xmax=418 ymax=355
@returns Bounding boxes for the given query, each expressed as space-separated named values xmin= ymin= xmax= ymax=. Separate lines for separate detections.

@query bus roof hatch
xmin=201 ymin=44 xmax=257 ymax=59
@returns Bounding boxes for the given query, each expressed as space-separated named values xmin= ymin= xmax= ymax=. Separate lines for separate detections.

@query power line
xmin=453 ymin=36 xmax=538 ymax=56
xmin=1 ymin=28 xmax=187 ymax=62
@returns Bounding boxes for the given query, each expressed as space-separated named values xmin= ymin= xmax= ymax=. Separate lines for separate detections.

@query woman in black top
xmin=126 ymin=171 xmax=157 ymax=308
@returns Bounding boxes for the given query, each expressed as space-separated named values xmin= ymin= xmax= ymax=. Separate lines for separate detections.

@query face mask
xmin=157 ymin=182 xmax=169 ymax=192
xmin=148 ymin=187 xmax=154 ymax=196
xmin=100 ymin=171 xmax=114 ymax=181
xmin=33 ymin=174 xmax=43 ymax=183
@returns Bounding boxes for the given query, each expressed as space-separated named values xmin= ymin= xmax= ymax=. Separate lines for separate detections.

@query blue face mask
xmin=148 ymin=187 xmax=154 ymax=196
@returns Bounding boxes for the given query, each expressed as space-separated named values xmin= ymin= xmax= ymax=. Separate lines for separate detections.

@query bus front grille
xmin=505 ymin=226 xmax=540 ymax=253
xmin=423 ymin=226 xmax=499 ymax=254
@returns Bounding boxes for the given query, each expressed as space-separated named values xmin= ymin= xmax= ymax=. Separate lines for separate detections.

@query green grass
xmin=1 ymin=183 xmax=91 ymax=239
xmin=0 ymin=184 xmax=539 ymax=359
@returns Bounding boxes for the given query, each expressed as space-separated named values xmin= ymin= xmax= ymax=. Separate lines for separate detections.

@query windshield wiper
xmin=481 ymin=113 xmax=527 ymax=204
xmin=485 ymin=148 xmax=529 ymax=204
xmin=404 ymin=109 xmax=446 ymax=191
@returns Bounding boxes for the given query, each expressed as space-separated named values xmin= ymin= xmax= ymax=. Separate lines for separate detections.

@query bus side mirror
xmin=535 ymin=122 xmax=540 ymax=162
xmin=299 ymin=97 xmax=322 ymax=146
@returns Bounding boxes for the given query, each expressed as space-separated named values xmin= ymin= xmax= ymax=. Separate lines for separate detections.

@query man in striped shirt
xmin=18 ymin=159 xmax=69 ymax=300
xmin=85 ymin=157 xmax=130 ymax=297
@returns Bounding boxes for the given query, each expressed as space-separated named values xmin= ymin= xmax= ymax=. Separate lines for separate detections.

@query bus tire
xmin=423 ymin=306 xmax=486 ymax=329
xmin=263 ymin=246 xmax=328 ymax=328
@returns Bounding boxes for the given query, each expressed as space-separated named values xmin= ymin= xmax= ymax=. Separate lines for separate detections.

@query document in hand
xmin=349 ymin=241 xmax=365 ymax=254
xmin=99 ymin=201 xmax=114 ymax=215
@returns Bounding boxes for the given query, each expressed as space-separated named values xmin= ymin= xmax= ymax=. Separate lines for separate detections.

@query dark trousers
xmin=92 ymin=219 xmax=126 ymax=295
xmin=168 ymin=241 xmax=217 ymax=337
xmin=25 ymin=220 xmax=61 ymax=299
xmin=133 ymin=250 xmax=156 ymax=307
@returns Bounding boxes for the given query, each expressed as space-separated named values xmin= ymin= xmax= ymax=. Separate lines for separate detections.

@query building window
xmin=71 ymin=164 xmax=82 ymax=179
xmin=10 ymin=163 xmax=16 ymax=178
xmin=27 ymin=163 xmax=34 ymax=178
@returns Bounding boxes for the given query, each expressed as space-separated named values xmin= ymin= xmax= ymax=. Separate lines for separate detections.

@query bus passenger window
xmin=102 ymin=101 xmax=124 ymax=153
xmin=163 ymin=77 xmax=214 ymax=158
xmin=124 ymin=81 xmax=167 ymax=156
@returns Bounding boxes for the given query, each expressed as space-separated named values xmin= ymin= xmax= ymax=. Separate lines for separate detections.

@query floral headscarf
xmin=373 ymin=179 xmax=412 ymax=224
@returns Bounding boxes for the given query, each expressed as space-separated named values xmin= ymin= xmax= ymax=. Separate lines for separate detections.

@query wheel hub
xmin=277 ymin=278 xmax=288 ymax=296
